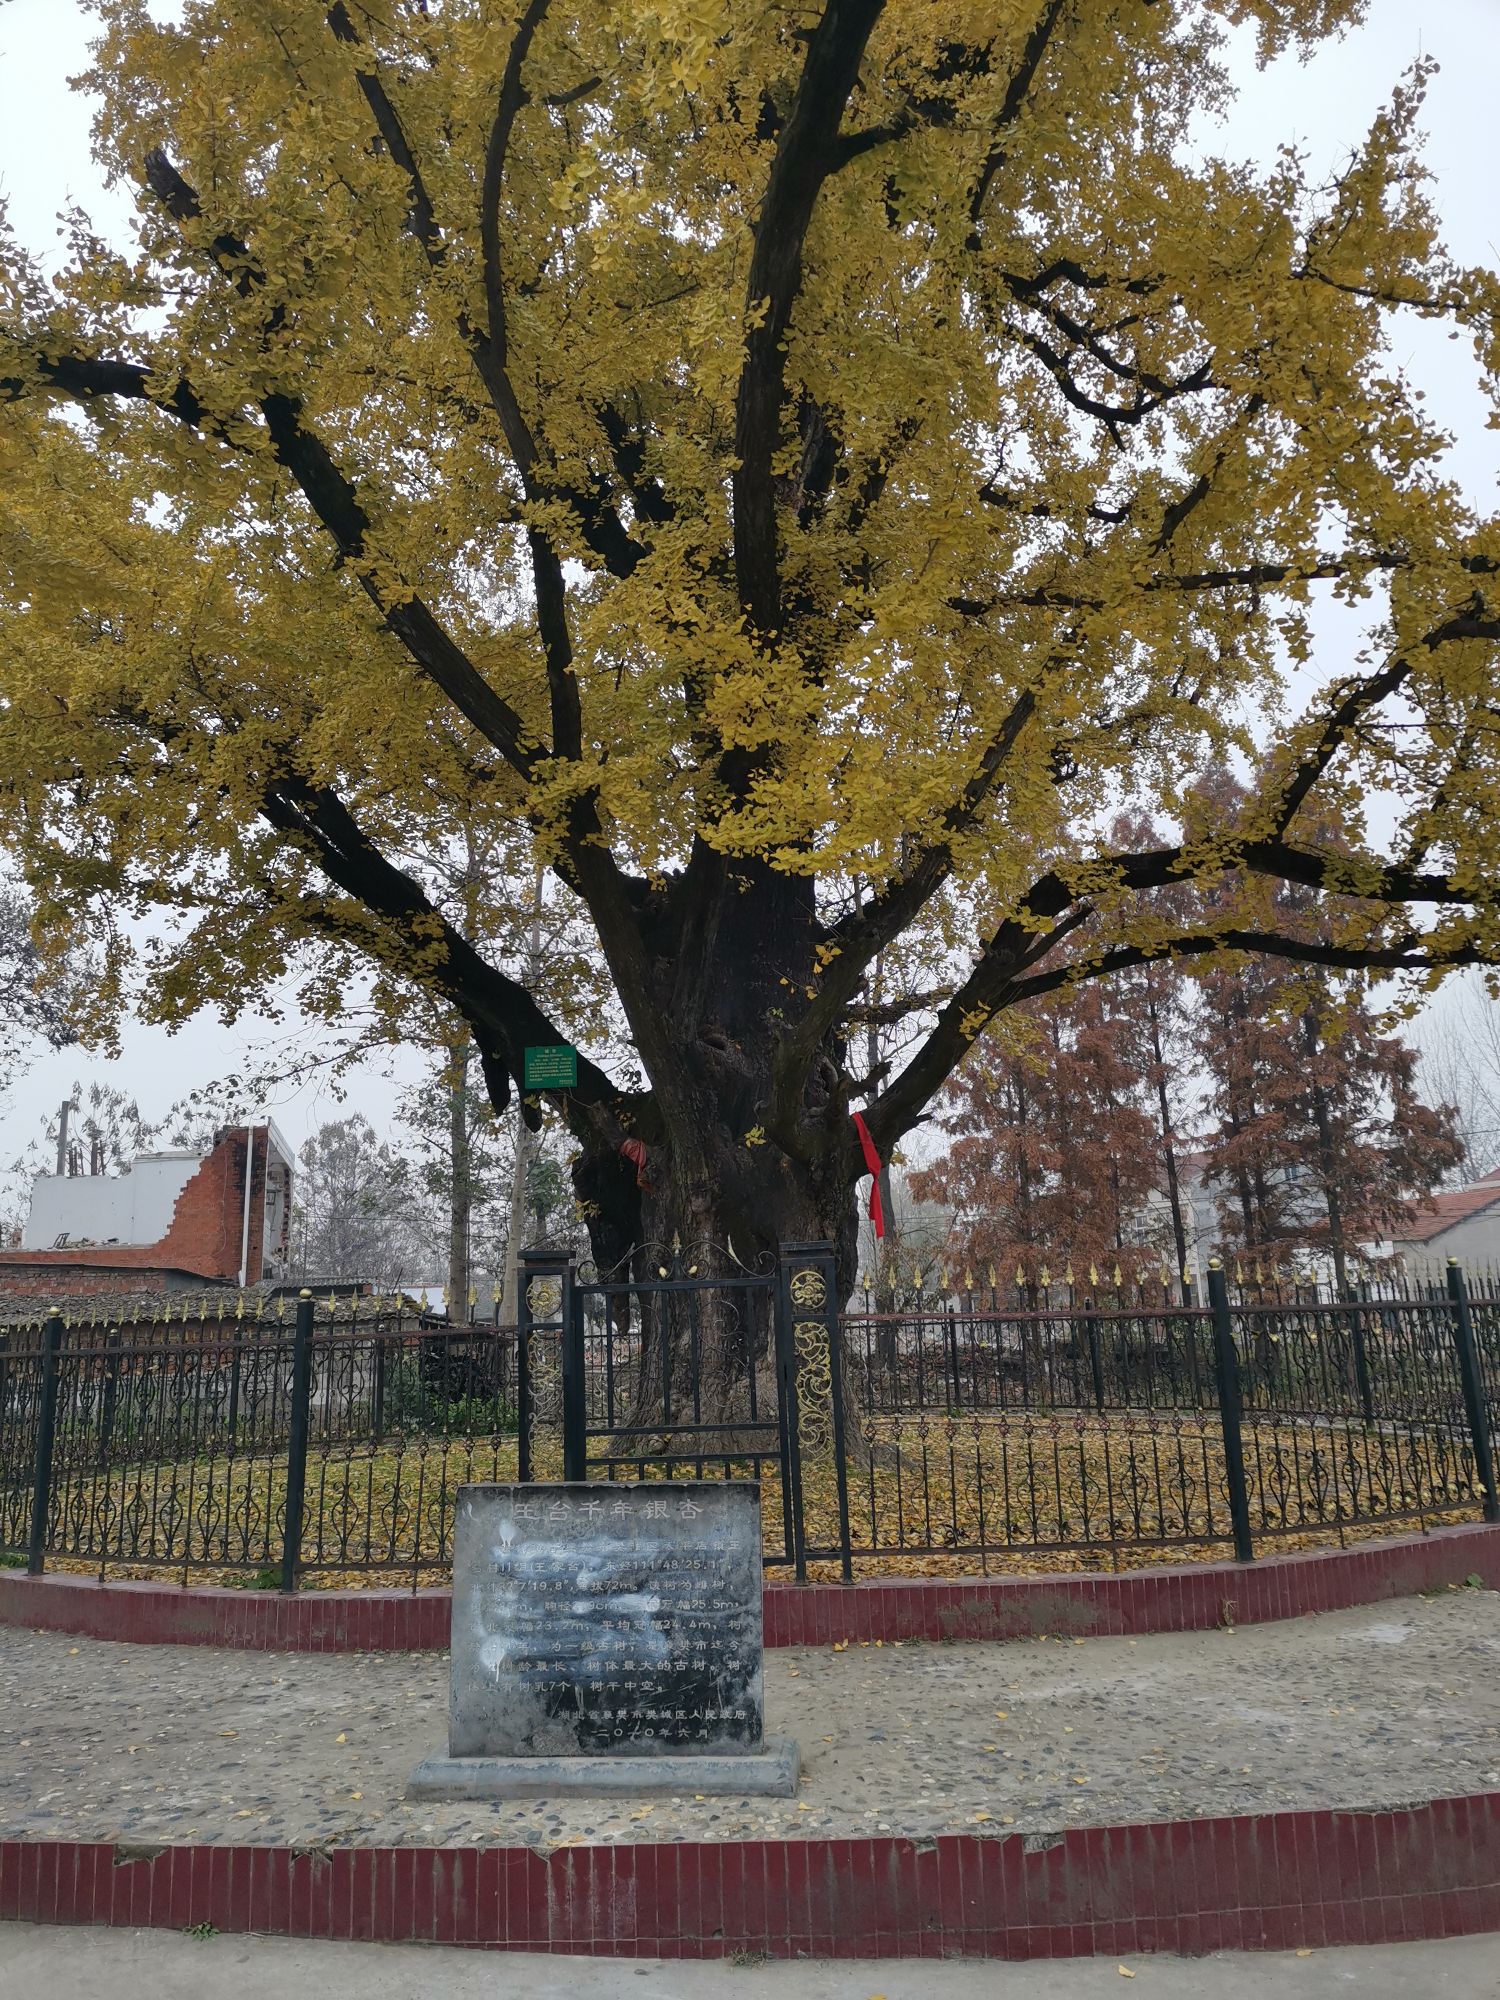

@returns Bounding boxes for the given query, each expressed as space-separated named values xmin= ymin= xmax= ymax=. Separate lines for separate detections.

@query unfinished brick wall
xmin=0 ymin=1129 xmax=266 ymax=1291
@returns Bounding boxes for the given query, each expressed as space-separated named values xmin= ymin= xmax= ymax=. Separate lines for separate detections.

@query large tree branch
xmin=815 ymin=578 xmax=1498 ymax=1084
xmin=1260 ymin=601 xmax=1500 ymax=836
xmin=135 ymin=148 xmax=545 ymax=776
xmin=866 ymin=916 xmax=1497 ymax=1155
xmin=967 ymin=0 xmax=1069 ymax=232
xmin=465 ymin=0 xmax=645 ymax=581
xmin=476 ymin=0 xmax=548 ymax=483
xmin=326 ymin=2 xmax=443 ymax=260
xmin=6 ymin=339 xmax=541 ymax=774
xmin=1007 ymin=929 xmax=1496 ymax=1004
xmin=732 ymin=0 xmax=888 ymax=639
xmin=259 ymin=775 xmax=622 ymax=1123
xmin=771 ymin=670 xmax=1053 ymax=1132
xmin=804 ymin=397 xmax=1274 ymax=1065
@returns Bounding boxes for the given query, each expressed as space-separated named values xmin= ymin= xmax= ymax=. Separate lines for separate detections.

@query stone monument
xmin=408 ymin=1480 xmax=799 ymax=1799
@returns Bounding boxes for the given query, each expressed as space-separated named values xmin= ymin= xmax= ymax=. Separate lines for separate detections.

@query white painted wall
xmin=1388 ymin=1206 xmax=1500 ymax=1279
xmin=20 ymin=1151 xmax=201 ymax=1249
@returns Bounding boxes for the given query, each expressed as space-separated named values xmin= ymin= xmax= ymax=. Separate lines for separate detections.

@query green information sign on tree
xmin=523 ymin=1044 xmax=578 ymax=1091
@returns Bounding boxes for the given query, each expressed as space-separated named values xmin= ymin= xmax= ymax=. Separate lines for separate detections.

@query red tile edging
xmin=3 ymin=1792 xmax=1496 ymax=1958
xmin=3 ymin=1521 xmax=1496 ymax=1652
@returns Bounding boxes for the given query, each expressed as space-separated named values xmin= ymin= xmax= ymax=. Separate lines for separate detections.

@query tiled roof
xmin=1395 ymin=1167 xmax=1500 ymax=1244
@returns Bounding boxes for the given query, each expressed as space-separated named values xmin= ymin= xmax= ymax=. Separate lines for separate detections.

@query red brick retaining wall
xmin=5 ymin=1522 xmax=1496 ymax=1653
xmin=4 ymin=1792 xmax=1497 ymax=1958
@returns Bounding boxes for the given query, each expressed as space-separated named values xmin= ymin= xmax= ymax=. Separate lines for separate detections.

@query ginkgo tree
xmin=2 ymin=0 xmax=1498 ymax=1321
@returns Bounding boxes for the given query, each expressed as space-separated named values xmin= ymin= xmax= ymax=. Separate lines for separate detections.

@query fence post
xmin=778 ymin=1243 xmax=854 ymax=1584
xmin=100 ymin=1322 xmax=122 ymax=1459
xmin=944 ymin=1303 xmax=962 ymax=1411
xmin=1085 ymin=1309 xmax=1107 ymax=1414
xmin=371 ymin=1326 xmax=387 ymax=1442
xmin=1206 ymin=1261 xmax=1255 ymax=1563
xmin=279 ymin=1290 xmax=314 ymax=1594
xmin=1345 ymin=1288 xmax=1376 ymax=1425
xmin=1446 ymin=1261 xmax=1499 ymax=1524
xmin=26 ymin=1311 xmax=64 ymax=1576
xmin=516 ymin=1275 xmax=533 ymax=1485
xmin=561 ymin=1270 xmax=586 ymax=1483
xmin=517 ymin=1247 xmax=573 ymax=1483
xmin=226 ymin=1321 xmax=243 ymax=1451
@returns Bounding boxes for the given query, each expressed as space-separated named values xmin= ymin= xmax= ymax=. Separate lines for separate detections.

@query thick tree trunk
xmin=480 ymin=860 xmax=864 ymax=1447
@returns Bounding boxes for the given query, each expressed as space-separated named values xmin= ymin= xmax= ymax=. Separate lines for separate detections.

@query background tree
xmin=1416 ymin=975 xmax=1500 ymax=1178
xmin=0 ymin=879 xmax=95 ymax=1101
xmin=9 ymin=1078 xmax=151 ymax=1184
xmin=1291 ymin=990 xmax=1464 ymax=1287
xmin=1197 ymin=962 xmax=1464 ymax=1282
xmin=1193 ymin=949 xmax=1310 ymax=1254
xmin=2 ymin=2 xmax=1498 ymax=1409
xmin=290 ymin=1115 xmax=426 ymax=1289
xmin=911 ymin=982 xmax=1165 ymax=1288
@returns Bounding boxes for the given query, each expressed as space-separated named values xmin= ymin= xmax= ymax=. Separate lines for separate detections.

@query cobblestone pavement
xmin=3 ymin=1927 xmax=1500 ymax=1999
xmin=1 ymin=1590 xmax=1497 ymax=1851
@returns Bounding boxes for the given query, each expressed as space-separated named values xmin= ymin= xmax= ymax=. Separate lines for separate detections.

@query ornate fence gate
xmin=4 ymin=1257 xmax=1497 ymax=1588
xmin=515 ymin=1239 xmax=854 ymax=1580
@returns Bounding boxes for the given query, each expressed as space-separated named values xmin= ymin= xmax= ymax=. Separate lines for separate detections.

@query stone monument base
xmin=407 ymin=1736 xmax=801 ymax=1802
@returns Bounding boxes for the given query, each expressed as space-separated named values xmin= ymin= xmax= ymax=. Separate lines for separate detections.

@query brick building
xmin=0 ymin=1124 xmax=294 ymax=1297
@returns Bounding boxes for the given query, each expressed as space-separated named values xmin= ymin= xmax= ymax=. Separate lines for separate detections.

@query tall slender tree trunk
xmin=447 ymin=1035 xmax=472 ymax=1318
xmin=502 ymin=1095 xmax=534 ymax=1325
xmin=501 ymin=873 xmax=546 ymax=1323
xmin=865 ymin=980 xmax=897 ymax=1361
xmin=1145 ymin=981 xmax=1191 ymax=1298
xmin=1302 ymin=1009 xmax=1349 ymax=1293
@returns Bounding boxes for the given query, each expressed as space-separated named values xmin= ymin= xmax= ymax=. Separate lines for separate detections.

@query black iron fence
xmin=1 ymin=1252 xmax=1496 ymax=1588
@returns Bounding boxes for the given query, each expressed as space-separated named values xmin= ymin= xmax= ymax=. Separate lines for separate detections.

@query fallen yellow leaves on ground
xmin=30 ymin=1407 xmax=1481 ymax=1590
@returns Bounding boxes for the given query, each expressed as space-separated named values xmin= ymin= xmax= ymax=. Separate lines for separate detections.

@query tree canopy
xmin=2 ymin=0 xmax=1497 ymax=1273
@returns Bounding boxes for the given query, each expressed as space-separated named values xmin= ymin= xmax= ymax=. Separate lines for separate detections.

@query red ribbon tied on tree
xmin=618 ymin=1137 xmax=652 ymax=1191
xmin=852 ymin=1111 xmax=885 ymax=1240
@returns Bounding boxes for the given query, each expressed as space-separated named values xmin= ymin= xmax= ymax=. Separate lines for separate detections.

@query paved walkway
xmin=2 ymin=1589 xmax=1498 ymax=1849
xmin=3 ymin=1926 xmax=1499 ymax=1998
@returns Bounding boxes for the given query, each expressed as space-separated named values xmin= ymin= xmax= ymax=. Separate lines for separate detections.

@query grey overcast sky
xmin=0 ymin=0 xmax=1497 ymax=1187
